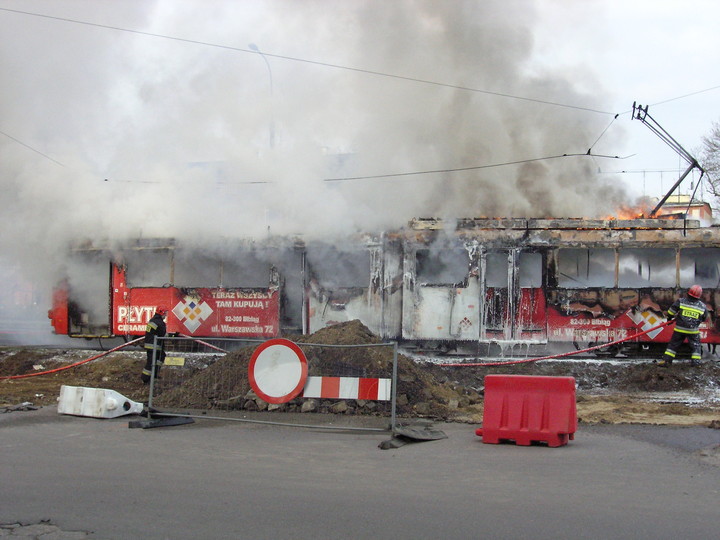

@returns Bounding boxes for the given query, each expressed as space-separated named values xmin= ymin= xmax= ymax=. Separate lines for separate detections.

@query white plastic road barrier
xmin=57 ymin=385 xmax=144 ymax=418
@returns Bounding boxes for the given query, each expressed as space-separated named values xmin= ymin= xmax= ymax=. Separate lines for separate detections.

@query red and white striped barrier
xmin=303 ymin=376 xmax=391 ymax=401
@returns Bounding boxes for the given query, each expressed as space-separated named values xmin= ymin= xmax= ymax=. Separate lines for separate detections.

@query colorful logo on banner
xmin=627 ymin=309 xmax=664 ymax=340
xmin=172 ymin=297 xmax=214 ymax=333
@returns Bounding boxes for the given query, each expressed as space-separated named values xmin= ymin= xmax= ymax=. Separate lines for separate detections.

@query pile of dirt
xmin=0 ymin=349 xmax=149 ymax=407
xmin=154 ymin=320 xmax=475 ymax=418
xmin=1 ymin=320 xmax=719 ymax=425
xmin=425 ymin=358 xmax=720 ymax=395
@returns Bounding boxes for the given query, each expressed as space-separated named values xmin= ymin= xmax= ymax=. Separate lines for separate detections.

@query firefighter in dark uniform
xmin=659 ymin=285 xmax=708 ymax=367
xmin=141 ymin=307 xmax=168 ymax=383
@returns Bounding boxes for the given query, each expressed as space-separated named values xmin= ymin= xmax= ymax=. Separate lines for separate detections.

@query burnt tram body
xmin=48 ymin=218 xmax=720 ymax=357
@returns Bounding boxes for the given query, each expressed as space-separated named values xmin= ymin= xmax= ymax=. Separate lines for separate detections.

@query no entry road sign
xmin=248 ymin=338 xmax=308 ymax=404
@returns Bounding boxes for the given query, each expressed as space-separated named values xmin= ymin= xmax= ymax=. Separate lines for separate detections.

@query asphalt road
xmin=1 ymin=408 xmax=720 ymax=540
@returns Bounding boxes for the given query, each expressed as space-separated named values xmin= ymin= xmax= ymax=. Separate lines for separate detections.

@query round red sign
xmin=248 ymin=338 xmax=308 ymax=404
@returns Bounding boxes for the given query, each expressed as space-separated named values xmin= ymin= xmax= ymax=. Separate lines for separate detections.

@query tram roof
xmin=408 ymin=217 xmax=707 ymax=231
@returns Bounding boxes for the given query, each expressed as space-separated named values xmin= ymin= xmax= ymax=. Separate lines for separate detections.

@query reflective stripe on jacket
xmin=667 ymin=296 xmax=708 ymax=334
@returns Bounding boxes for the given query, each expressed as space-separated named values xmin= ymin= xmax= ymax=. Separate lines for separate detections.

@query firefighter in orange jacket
xmin=141 ymin=307 xmax=167 ymax=383
xmin=659 ymin=285 xmax=708 ymax=367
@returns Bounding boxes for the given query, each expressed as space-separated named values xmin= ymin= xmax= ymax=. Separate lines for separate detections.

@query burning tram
xmin=48 ymin=217 xmax=720 ymax=356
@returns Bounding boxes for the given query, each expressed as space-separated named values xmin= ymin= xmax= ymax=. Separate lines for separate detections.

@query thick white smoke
xmin=0 ymin=0 xmax=632 ymax=340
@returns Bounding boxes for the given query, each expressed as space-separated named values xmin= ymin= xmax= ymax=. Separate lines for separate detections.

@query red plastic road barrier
xmin=476 ymin=375 xmax=577 ymax=447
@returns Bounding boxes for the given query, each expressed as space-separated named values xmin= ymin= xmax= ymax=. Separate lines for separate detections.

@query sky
xmin=532 ymin=0 xmax=720 ymax=202
xmin=1 ymin=0 xmax=719 ymax=321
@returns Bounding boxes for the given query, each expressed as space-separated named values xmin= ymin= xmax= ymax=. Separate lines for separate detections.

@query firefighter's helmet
xmin=156 ymin=306 xmax=168 ymax=316
xmin=688 ymin=285 xmax=703 ymax=299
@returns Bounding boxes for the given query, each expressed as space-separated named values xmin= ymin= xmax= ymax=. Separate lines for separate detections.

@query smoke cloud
xmin=0 ymin=0 xmax=633 ymax=340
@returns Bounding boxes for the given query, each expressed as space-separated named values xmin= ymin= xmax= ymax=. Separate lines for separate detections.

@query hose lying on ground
xmin=1 ymin=321 xmax=675 ymax=377
xmin=178 ymin=334 xmax=228 ymax=353
xmin=0 ymin=337 xmax=143 ymax=380
xmin=441 ymin=320 xmax=673 ymax=367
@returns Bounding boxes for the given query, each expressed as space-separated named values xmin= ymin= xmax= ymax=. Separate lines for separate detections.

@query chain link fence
xmin=145 ymin=337 xmax=398 ymax=432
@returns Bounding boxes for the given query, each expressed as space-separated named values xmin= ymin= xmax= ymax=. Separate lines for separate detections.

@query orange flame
xmin=604 ymin=202 xmax=654 ymax=220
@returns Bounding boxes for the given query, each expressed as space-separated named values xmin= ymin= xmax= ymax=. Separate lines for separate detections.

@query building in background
xmin=655 ymin=194 xmax=714 ymax=226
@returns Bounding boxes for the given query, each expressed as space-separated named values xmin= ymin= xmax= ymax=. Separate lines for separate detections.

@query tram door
xmin=480 ymin=249 xmax=546 ymax=341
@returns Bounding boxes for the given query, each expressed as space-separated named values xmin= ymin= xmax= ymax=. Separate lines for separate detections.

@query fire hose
xmin=1 ymin=334 xmax=228 ymax=381
xmin=0 ymin=321 xmax=675 ymax=377
xmin=441 ymin=320 xmax=674 ymax=367
xmin=0 ymin=337 xmax=143 ymax=380
xmin=178 ymin=334 xmax=228 ymax=353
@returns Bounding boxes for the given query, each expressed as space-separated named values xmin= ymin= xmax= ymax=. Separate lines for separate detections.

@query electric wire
xmin=0 ymin=128 xmax=64 ymax=166
xmin=618 ymin=84 xmax=720 ymax=116
xmin=323 ymin=152 xmax=630 ymax=182
xmin=586 ymin=114 xmax=620 ymax=172
xmin=100 ymin=152 xmax=629 ymax=184
xmin=599 ymin=168 xmax=686 ymax=174
xmin=587 ymin=114 xmax=619 ymax=151
xmin=4 ymin=8 xmax=717 ymax=179
xmin=102 ymin=177 xmax=269 ymax=185
xmin=650 ymin=84 xmax=720 ymax=107
xmin=0 ymin=6 xmax=614 ymax=115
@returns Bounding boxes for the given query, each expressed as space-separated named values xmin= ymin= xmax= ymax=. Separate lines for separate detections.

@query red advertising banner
xmin=544 ymin=288 xmax=720 ymax=345
xmin=110 ymin=263 xmax=279 ymax=338
xmin=545 ymin=305 xmax=716 ymax=343
xmin=112 ymin=287 xmax=279 ymax=338
xmin=170 ymin=288 xmax=279 ymax=337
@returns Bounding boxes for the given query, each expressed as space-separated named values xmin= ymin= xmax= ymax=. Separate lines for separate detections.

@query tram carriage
xmin=48 ymin=217 xmax=720 ymax=356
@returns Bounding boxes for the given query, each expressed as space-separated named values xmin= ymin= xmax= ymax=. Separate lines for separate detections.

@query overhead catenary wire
xmin=0 ymin=128 xmax=64 ymax=166
xmin=323 ymin=152 xmax=631 ymax=182
xmin=617 ymin=84 xmax=720 ymax=116
xmin=0 ymin=6 xmax=617 ymax=171
xmin=0 ymin=6 xmax=614 ymax=116
xmin=598 ymin=168 xmax=687 ymax=174
xmin=3 ymin=7 xmax=718 ymax=183
xmin=99 ymin=152 xmax=631 ymax=185
xmin=586 ymin=114 xmax=619 ymax=153
xmin=649 ymin=84 xmax=720 ymax=107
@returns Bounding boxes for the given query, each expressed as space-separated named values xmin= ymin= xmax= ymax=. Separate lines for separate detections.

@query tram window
xmin=618 ymin=248 xmax=675 ymax=288
xmin=486 ymin=252 xmax=508 ymax=288
xmin=680 ymin=248 xmax=720 ymax=288
xmin=416 ymin=247 xmax=468 ymax=285
xmin=174 ymin=251 xmax=221 ymax=288
xmin=124 ymin=250 xmax=172 ymax=287
xmin=557 ymin=248 xmax=614 ymax=288
xmin=519 ymin=252 xmax=542 ymax=287
xmin=222 ymin=249 xmax=273 ymax=288
xmin=66 ymin=252 xmax=110 ymax=321
xmin=308 ymin=245 xmax=371 ymax=288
